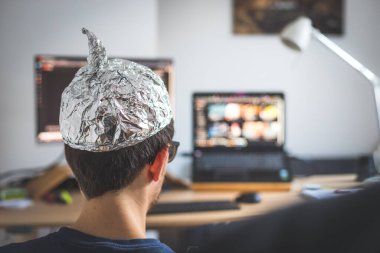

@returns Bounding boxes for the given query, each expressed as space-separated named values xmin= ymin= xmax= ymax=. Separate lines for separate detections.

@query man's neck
xmin=72 ymin=190 xmax=148 ymax=240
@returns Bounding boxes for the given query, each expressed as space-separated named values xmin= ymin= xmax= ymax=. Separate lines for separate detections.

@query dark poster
xmin=233 ymin=0 xmax=343 ymax=34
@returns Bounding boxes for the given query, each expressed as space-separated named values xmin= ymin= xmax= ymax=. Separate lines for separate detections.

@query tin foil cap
xmin=59 ymin=28 xmax=172 ymax=152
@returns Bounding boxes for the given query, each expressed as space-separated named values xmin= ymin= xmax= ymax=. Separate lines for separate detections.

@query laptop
xmin=192 ymin=92 xmax=292 ymax=191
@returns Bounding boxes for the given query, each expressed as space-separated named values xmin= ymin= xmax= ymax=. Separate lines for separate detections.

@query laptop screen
xmin=193 ymin=93 xmax=285 ymax=152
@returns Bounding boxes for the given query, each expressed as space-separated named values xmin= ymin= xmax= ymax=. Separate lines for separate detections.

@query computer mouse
xmin=235 ymin=192 xmax=261 ymax=203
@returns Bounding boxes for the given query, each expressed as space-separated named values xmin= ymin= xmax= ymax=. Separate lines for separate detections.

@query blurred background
xmin=0 ymin=0 xmax=379 ymax=180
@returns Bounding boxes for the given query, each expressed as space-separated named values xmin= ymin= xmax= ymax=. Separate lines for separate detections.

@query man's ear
xmin=149 ymin=146 xmax=169 ymax=182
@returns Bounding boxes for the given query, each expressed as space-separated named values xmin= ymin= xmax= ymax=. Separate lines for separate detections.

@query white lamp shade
xmin=280 ymin=16 xmax=312 ymax=51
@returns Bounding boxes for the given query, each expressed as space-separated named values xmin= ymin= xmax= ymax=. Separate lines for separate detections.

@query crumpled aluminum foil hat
xmin=59 ymin=28 xmax=172 ymax=152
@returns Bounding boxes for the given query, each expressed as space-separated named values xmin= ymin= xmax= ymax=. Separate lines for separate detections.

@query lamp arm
xmin=312 ymin=28 xmax=380 ymax=126
xmin=312 ymin=28 xmax=380 ymax=173
xmin=312 ymin=29 xmax=379 ymax=87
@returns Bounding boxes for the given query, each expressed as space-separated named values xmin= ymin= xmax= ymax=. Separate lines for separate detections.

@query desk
xmin=0 ymin=175 xmax=358 ymax=229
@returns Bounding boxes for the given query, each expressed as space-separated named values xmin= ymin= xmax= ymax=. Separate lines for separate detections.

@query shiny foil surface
xmin=59 ymin=28 xmax=172 ymax=152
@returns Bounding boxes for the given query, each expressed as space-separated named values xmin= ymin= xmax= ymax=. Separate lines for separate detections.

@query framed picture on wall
xmin=233 ymin=0 xmax=343 ymax=35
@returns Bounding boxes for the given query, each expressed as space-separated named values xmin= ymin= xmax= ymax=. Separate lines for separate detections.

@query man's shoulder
xmin=0 ymin=228 xmax=176 ymax=253
xmin=0 ymin=232 xmax=60 ymax=253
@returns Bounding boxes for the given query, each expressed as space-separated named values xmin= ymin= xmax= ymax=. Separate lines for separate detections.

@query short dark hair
xmin=65 ymin=120 xmax=174 ymax=199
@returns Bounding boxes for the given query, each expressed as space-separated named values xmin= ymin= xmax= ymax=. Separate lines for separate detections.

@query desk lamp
xmin=280 ymin=16 xmax=380 ymax=180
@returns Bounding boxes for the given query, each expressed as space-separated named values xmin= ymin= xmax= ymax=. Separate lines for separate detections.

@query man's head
xmin=60 ymin=28 xmax=175 ymax=202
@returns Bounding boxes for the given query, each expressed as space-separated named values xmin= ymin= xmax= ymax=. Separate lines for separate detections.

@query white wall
xmin=158 ymin=0 xmax=380 ymax=179
xmin=0 ymin=0 xmax=158 ymax=173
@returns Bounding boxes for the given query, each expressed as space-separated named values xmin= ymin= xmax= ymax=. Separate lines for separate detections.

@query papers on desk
xmin=301 ymin=184 xmax=362 ymax=200
xmin=301 ymin=189 xmax=337 ymax=200
xmin=0 ymin=199 xmax=33 ymax=209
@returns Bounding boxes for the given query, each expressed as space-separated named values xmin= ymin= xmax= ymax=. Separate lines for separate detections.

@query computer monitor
xmin=193 ymin=93 xmax=285 ymax=152
xmin=35 ymin=55 xmax=174 ymax=143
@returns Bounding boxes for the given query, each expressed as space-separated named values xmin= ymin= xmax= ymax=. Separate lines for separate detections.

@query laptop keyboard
xmin=148 ymin=201 xmax=240 ymax=215
xmin=194 ymin=152 xmax=285 ymax=170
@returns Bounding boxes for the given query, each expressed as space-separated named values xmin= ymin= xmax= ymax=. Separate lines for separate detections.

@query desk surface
xmin=0 ymin=175 xmax=358 ymax=229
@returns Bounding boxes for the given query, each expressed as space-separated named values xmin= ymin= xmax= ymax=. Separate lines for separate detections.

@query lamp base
xmin=356 ymin=155 xmax=379 ymax=182
xmin=362 ymin=175 xmax=380 ymax=185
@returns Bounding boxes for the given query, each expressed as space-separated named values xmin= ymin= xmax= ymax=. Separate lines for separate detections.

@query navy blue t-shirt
xmin=0 ymin=227 xmax=175 ymax=253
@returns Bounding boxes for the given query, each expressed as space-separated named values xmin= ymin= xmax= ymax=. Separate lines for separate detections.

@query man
xmin=1 ymin=28 xmax=176 ymax=253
